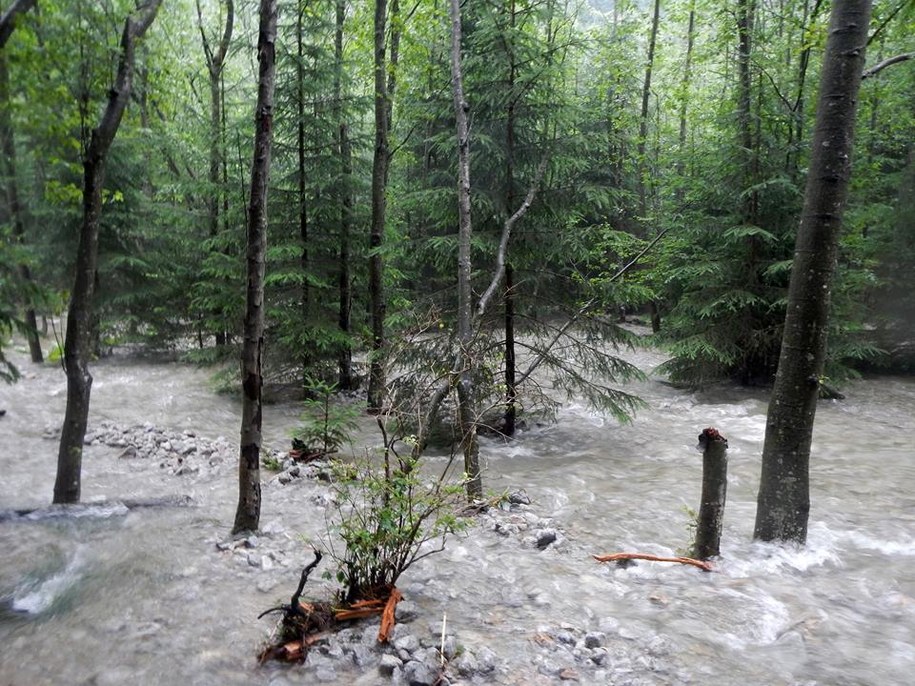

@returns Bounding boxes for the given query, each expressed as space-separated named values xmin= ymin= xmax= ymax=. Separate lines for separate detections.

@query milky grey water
xmin=0 ymin=341 xmax=912 ymax=685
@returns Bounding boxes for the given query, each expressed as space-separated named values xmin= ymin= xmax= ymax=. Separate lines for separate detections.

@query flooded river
xmin=0 ymin=341 xmax=912 ymax=685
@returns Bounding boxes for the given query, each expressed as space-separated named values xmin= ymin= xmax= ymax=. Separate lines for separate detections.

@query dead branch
xmin=593 ymin=552 xmax=713 ymax=572
xmin=476 ymin=155 xmax=550 ymax=318
xmin=377 ymin=587 xmax=403 ymax=642
xmin=862 ymin=52 xmax=914 ymax=79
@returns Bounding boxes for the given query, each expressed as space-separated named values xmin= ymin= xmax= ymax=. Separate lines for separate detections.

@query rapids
xmin=0 ymin=341 xmax=912 ymax=685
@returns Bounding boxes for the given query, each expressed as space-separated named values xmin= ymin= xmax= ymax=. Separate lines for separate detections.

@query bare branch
xmin=862 ymin=52 xmax=914 ymax=79
xmin=867 ymin=0 xmax=909 ymax=47
xmin=476 ymin=156 xmax=549 ymax=318
xmin=516 ymin=228 xmax=669 ymax=386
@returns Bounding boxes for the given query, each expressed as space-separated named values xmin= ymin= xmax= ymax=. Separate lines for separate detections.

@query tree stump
xmin=692 ymin=427 xmax=728 ymax=560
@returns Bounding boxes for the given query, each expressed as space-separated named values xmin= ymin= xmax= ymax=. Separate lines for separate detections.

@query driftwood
xmin=593 ymin=552 xmax=713 ymax=572
xmin=0 ymin=495 xmax=195 ymax=522
xmin=258 ymin=550 xmax=404 ymax=663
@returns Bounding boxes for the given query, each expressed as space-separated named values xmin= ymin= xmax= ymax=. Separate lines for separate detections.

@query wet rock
xmin=403 ymin=660 xmax=438 ymax=686
xmin=453 ymin=652 xmax=479 ymax=677
xmin=535 ymin=528 xmax=558 ymax=549
xmin=584 ymin=631 xmax=606 ymax=649
xmin=508 ymin=489 xmax=531 ymax=505
xmin=378 ymin=653 xmax=403 ymax=676
xmin=395 ymin=600 xmax=419 ymax=622
xmin=441 ymin=635 xmax=458 ymax=660
xmin=394 ymin=633 xmax=421 ymax=660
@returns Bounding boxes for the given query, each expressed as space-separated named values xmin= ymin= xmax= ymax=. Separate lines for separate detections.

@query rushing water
xmin=0 ymin=341 xmax=913 ymax=685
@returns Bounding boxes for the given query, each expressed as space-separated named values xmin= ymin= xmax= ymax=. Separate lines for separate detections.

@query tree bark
xmin=0 ymin=50 xmax=41 ymax=363
xmin=753 ymin=0 xmax=873 ymax=544
xmin=233 ymin=0 xmax=278 ymax=535
xmin=692 ymin=428 xmax=729 ymax=560
xmin=54 ymin=0 xmax=162 ymax=504
xmin=677 ymin=0 xmax=695 ymax=179
xmin=367 ymin=0 xmax=390 ymax=413
xmin=448 ymin=0 xmax=481 ymax=499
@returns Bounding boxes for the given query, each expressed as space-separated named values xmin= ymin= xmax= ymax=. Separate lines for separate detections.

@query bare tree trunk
xmin=448 ymin=0 xmax=482 ymax=499
xmin=196 ymin=0 xmax=234 ymax=346
xmin=736 ymin=0 xmax=757 ymax=224
xmin=753 ymin=0 xmax=872 ymax=544
xmin=677 ymin=0 xmax=695 ymax=178
xmin=367 ymin=0 xmax=389 ymax=412
xmin=637 ymin=0 xmax=660 ymax=223
xmin=0 ymin=50 xmax=41 ymax=362
xmin=502 ymin=0 xmax=518 ymax=437
xmin=233 ymin=0 xmax=278 ymax=535
xmin=54 ymin=0 xmax=162 ymax=504
xmin=335 ymin=0 xmax=354 ymax=390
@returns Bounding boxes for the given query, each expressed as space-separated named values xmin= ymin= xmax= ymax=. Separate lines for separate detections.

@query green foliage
xmin=292 ymin=378 xmax=360 ymax=456
xmin=322 ymin=446 xmax=468 ymax=602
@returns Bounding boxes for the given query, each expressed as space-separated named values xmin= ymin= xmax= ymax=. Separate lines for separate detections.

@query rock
xmin=584 ymin=631 xmax=606 ymax=649
xmin=394 ymin=634 xmax=421 ymax=661
xmin=535 ymin=529 xmax=558 ymax=550
xmin=476 ymin=646 xmax=497 ymax=673
xmin=508 ymin=489 xmax=531 ymax=505
xmin=441 ymin=635 xmax=458 ymax=660
xmin=556 ymin=630 xmax=576 ymax=645
xmin=453 ymin=652 xmax=479 ymax=677
xmin=559 ymin=667 xmax=580 ymax=681
xmin=395 ymin=600 xmax=418 ymax=622
xmin=378 ymin=653 xmax=403 ymax=677
xmin=403 ymin=660 xmax=438 ymax=686
xmin=590 ymin=648 xmax=609 ymax=666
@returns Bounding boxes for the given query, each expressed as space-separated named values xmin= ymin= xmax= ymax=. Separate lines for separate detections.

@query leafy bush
xmin=323 ymin=436 xmax=468 ymax=603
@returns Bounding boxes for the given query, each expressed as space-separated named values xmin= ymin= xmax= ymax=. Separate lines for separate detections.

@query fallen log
xmin=593 ymin=552 xmax=713 ymax=572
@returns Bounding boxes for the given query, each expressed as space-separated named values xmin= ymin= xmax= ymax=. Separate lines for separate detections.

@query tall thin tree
xmin=448 ymin=0 xmax=482 ymax=499
xmin=54 ymin=0 xmax=163 ymax=504
xmin=367 ymin=0 xmax=389 ymax=412
xmin=753 ymin=0 xmax=873 ymax=544
xmin=233 ymin=0 xmax=278 ymax=534
xmin=196 ymin=0 xmax=234 ymax=346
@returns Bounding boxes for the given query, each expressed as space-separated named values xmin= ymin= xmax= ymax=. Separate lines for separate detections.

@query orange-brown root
xmin=593 ymin=552 xmax=713 ymax=572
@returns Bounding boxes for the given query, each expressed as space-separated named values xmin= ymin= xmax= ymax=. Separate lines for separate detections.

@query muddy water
xmin=0 ymin=343 xmax=913 ymax=685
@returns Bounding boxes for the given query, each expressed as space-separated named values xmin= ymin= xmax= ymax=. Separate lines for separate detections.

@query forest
xmin=0 ymin=0 xmax=913 ymax=682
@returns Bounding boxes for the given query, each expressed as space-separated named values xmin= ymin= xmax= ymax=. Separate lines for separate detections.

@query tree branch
xmin=862 ymin=52 xmax=914 ymax=79
xmin=476 ymin=156 xmax=549 ymax=318
xmin=516 ymin=228 xmax=669 ymax=386
xmin=0 ymin=0 xmax=37 ymax=49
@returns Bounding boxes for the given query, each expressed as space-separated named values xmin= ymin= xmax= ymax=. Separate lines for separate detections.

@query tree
xmin=448 ymin=0 xmax=481 ymax=499
xmin=753 ymin=0 xmax=873 ymax=544
xmin=367 ymin=0 xmax=390 ymax=412
xmin=0 ymin=0 xmax=41 ymax=364
xmin=195 ymin=0 xmax=234 ymax=346
xmin=53 ymin=0 xmax=162 ymax=505
xmin=233 ymin=0 xmax=278 ymax=534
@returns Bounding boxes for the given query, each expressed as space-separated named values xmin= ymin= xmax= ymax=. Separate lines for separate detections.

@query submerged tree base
xmin=258 ymin=551 xmax=403 ymax=664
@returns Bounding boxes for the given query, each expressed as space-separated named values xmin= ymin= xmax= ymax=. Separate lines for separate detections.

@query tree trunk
xmin=636 ymin=0 xmax=660 ymax=223
xmin=448 ymin=0 xmax=482 ymax=499
xmin=692 ymin=428 xmax=729 ymax=560
xmin=54 ymin=0 xmax=162 ymax=504
xmin=753 ymin=0 xmax=872 ymax=544
xmin=501 ymin=0 xmax=518 ymax=437
xmin=335 ymin=0 xmax=354 ymax=390
xmin=296 ymin=0 xmax=311 ymax=381
xmin=0 ymin=50 xmax=41 ymax=363
xmin=233 ymin=0 xmax=278 ymax=535
xmin=736 ymin=0 xmax=757 ymax=224
xmin=367 ymin=0 xmax=389 ymax=413
xmin=677 ymin=1 xmax=695 ymax=179
xmin=196 ymin=0 xmax=234 ymax=346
